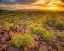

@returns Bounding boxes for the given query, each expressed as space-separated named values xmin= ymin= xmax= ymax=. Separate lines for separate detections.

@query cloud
xmin=0 ymin=0 xmax=36 ymax=4
xmin=0 ymin=0 xmax=18 ymax=4
xmin=0 ymin=4 xmax=38 ymax=10
xmin=60 ymin=0 xmax=64 ymax=3
xmin=0 ymin=0 xmax=51 ymax=4
xmin=0 ymin=0 xmax=64 ymax=10
xmin=18 ymin=0 xmax=36 ymax=4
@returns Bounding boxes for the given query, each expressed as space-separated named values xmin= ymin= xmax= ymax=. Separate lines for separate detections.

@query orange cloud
xmin=0 ymin=0 xmax=64 ymax=11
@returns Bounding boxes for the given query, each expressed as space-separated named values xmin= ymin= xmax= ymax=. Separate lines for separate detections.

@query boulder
xmin=0 ymin=44 xmax=8 ymax=51
xmin=0 ymin=37 xmax=6 ymax=44
xmin=24 ymin=46 xmax=29 ymax=51
xmin=39 ymin=44 xmax=48 ymax=51
xmin=9 ymin=31 xmax=14 ymax=37
xmin=6 ymin=41 xmax=23 ymax=51
xmin=60 ymin=42 xmax=64 ymax=47
xmin=42 ymin=42 xmax=48 ymax=46
xmin=0 ymin=34 xmax=3 ymax=39
xmin=33 ymin=35 xmax=40 ymax=41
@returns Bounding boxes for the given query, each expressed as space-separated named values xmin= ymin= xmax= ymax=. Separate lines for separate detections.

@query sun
xmin=50 ymin=7 xmax=58 ymax=9
xmin=48 ymin=7 xmax=59 ymax=11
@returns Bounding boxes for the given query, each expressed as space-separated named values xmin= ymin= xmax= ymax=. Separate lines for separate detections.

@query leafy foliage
xmin=11 ymin=33 xmax=34 ymax=47
xmin=42 ymin=31 xmax=54 ymax=42
xmin=33 ymin=28 xmax=46 ymax=35
xmin=4 ymin=22 xmax=13 ymax=30
xmin=57 ymin=32 xmax=64 ymax=42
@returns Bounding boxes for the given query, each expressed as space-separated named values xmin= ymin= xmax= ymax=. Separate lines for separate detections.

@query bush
xmin=4 ymin=22 xmax=13 ymax=30
xmin=42 ymin=31 xmax=54 ymax=42
xmin=28 ymin=23 xmax=46 ymax=35
xmin=33 ymin=28 xmax=46 ymax=35
xmin=28 ymin=25 xmax=35 ymax=31
xmin=11 ymin=33 xmax=34 ymax=47
xmin=57 ymin=32 xmax=64 ymax=42
xmin=55 ymin=22 xmax=64 ymax=30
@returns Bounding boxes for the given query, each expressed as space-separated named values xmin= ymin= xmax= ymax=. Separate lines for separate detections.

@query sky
xmin=0 ymin=0 xmax=64 ymax=10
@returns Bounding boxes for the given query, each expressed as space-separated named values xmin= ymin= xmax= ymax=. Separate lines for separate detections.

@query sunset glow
xmin=48 ymin=7 xmax=58 ymax=10
xmin=0 ymin=0 xmax=64 ymax=11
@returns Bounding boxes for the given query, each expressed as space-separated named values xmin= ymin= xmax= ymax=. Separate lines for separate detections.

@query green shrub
xmin=11 ymin=33 xmax=34 ymax=47
xmin=55 ymin=22 xmax=64 ymax=30
xmin=42 ymin=31 xmax=54 ymax=42
xmin=28 ymin=25 xmax=35 ymax=31
xmin=57 ymin=32 xmax=64 ymax=42
xmin=28 ymin=23 xmax=46 ymax=35
xmin=33 ymin=28 xmax=46 ymax=35
xmin=4 ymin=22 xmax=13 ymax=30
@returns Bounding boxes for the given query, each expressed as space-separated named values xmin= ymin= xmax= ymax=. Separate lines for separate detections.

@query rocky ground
xmin=0 ymin=24 xmax=64 ymax=51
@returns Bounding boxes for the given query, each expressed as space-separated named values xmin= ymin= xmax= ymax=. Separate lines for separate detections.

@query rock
xmin=0 ymin=34 xmax=3 ymax=39
xmin=48 ymin=46 xmax=52 ymax=50
xmin=0 ymin=37 xmax=6 ymax=44
xmin=24 ymin=46 xmax=29 ymax=51
xmin=60 ymin=42 xmax=64 ymax=47
xmin=48 ymin=42 xmax=58 ymax=51
xmin=46 ymin=26 xmax=52 ymax=30
xmin=0 ymin=31 xmax=5 ymax=34
xmin=3 ymin=33 xmax=10 ymax=41
xmin=48 ymin=46 xmax=57 ymax=51
xmin=9 ymin=24 xmax=30 ymax=33
xmin=42 ymin=42 xmax=48 ymax=46
xmin=34 ymin=41 xmax=40 ymax=51
xmin=25 ymin=28 xmax=31 ymax=33
xmin=48 ymin=41 xmax=64 ymax=51
xmin=27 ymin=41 xmax=40 ymax=51
xmin=6 ymin=41 xmax=23 ymax=51
xmin=35 ymin=41 xmax=40 ymax=47
xmin=0 ymin=32 xmax=10 ymax=43
xmin=0 ymin=44 xmax=8 ymax=51
xmin=38 ymin=35 xmax=42 ymax=41
xmin=0 ymin=28 xmax=7 ymax=34
xmin=0 ymin=48 xmax=2 ymax=51
xmin=33 ymin=35 xmax=40 ymax=41
xmin=48 ymin=48 xmax=57 ymax=51
xmin=9 ymin=31 xmax=14 ymax=37
xmin=1 ymin=28 xmax=6 ymax=31
xmin=6 ymin=41 xmax=11 ymax=45
xmin=7 ymin=46 xmax=23 ymax=51
xmin=56 ymin=43 xmax=64 ymax=51
xmin=0 ymin=44 xmax=2 ymax=48
xmin=10 ymin=24 xmax=27 ymax=33
xmin=10 ymin=27 xmax=16 ymax=33
xmin=2 ymin=44 xmax=8 ymax=51
xmin=39 ymin=44 xmax=48 ymax=51
xmin=52 ymin=27 xmax=56 ymax=30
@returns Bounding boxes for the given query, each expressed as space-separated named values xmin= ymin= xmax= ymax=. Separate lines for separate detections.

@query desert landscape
xmin=0 ymin=0 xmax=64 ymax=51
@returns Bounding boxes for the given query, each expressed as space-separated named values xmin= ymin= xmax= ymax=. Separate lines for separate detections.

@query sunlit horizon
xmin=0 ymin=0 xmax=64 ymax=11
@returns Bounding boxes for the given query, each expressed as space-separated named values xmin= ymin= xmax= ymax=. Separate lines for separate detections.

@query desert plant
xmin=28 ymin=23 xmax=46 ymax=35
xmin=42 ymin=31 xmax=54 ymax=42
xmin=55 ymin=22 xmax=64 ymax=30
xmin=57 ymin=32 xmax=64 ymax=42
xmin=11 ymin=33 xmax=34 ymax=47
xmin=28 ymin=25 xmax=35 ymax=31
xmin=33 ymin=28 xmax=46 ymax=35
xmin=4 ymin=22 xmax=13 ymax=30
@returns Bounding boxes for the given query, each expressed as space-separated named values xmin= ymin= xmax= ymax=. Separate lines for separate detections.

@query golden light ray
xmin=35 ymin=0 xmax=64 ymax=11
